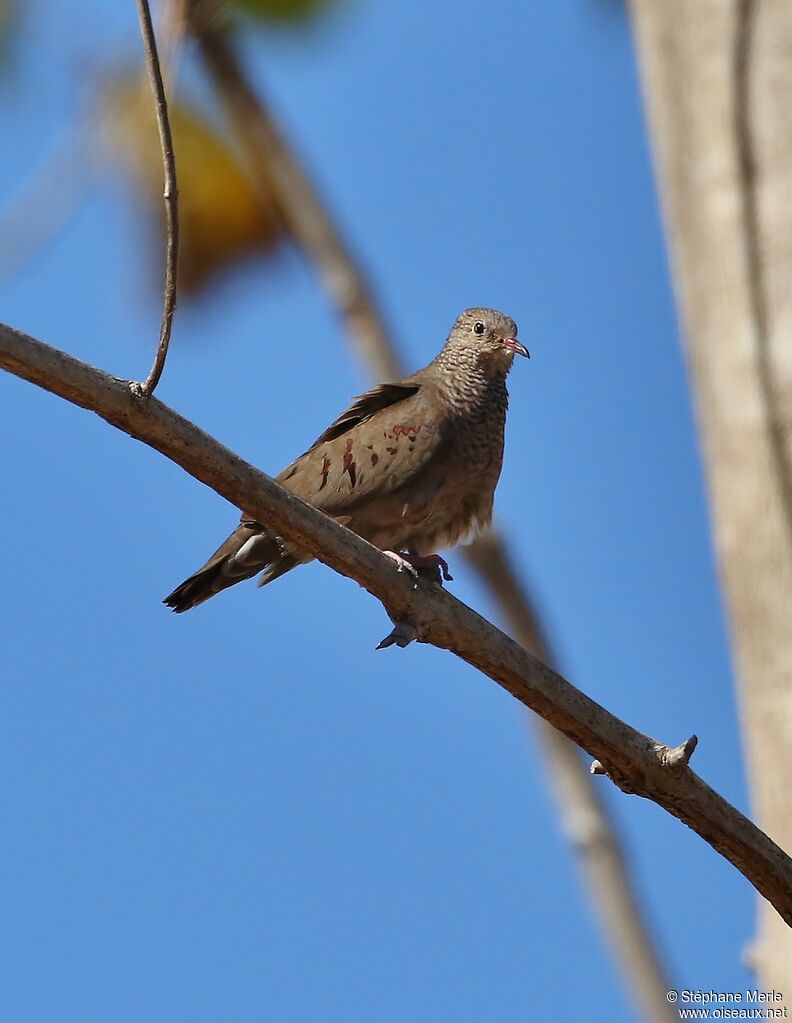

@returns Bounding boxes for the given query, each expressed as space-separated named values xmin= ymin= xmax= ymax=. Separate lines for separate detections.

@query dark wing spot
xmin=319 ymin=455 xmax=332 ymax=490
xmin=342 ymin=439 xmax=357 ymax=488
xmin=393 ymin=423 xmax=424 ymax=437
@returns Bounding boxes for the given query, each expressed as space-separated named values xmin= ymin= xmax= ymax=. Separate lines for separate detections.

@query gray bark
xmin=629 ymin=0 xmax=792 ymax=996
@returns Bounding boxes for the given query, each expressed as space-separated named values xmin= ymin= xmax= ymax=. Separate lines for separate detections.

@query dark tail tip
xmin=162 ymin=565 xmax=224 ymax=613
xmin=163 ymin=586 xmax=193 ymax=613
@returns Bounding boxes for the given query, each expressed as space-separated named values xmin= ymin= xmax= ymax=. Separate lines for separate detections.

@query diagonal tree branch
xmin=2 ymin=319 xmax=792 ymax=932
xmin=188 ymin=14 xmax=676 ymax=1019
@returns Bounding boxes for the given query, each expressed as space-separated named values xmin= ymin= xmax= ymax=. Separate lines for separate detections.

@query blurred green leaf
xmin=229 ymin=0 xmax=338 ymax=26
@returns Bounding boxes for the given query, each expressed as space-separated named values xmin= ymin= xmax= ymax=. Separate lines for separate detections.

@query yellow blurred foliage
xmin=103 ymin=76 xmax=283 ymax=296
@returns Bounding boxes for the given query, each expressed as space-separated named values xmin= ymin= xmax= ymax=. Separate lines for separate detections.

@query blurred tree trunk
xmin=629 ymin=0 xmax=792 ymax=996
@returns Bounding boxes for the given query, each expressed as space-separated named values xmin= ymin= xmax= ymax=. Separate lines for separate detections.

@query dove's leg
xmin=407 ymin=551 xmax=453 ymax=582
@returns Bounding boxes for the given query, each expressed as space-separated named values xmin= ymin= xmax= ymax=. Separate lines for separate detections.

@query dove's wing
xmin=310 ymin=382 xmax=421 ymax=445
xmin=274 ymin=380 xmax=451 ymax=515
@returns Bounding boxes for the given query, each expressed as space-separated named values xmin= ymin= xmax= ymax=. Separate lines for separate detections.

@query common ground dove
xmin=164 ymin=307 xmax=527 ymax=612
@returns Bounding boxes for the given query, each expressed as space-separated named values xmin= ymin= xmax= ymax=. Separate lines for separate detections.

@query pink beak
xmin=501 ymin=337 xmax=530 ymax=358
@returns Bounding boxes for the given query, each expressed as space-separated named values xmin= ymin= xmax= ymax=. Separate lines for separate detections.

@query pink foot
xmin=384 ymin=550 xmax=453 ymax=584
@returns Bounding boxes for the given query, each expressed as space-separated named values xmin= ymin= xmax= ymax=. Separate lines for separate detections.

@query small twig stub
xmin=592 ymin=735 xmax=699 ymax=782
xmin=658 ymin=734 xmax=699 ymax=771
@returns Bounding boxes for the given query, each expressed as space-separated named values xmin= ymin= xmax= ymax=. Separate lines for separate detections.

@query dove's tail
xmin=163 ymin=522 xmax=306 ymax=613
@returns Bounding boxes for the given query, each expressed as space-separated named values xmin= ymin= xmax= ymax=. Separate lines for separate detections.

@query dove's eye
xmin=473 ymin=321 xmax=485 ymax=336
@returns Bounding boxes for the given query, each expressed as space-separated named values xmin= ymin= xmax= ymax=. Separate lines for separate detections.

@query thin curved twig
xmin=134 ymin=0 xmax=179 ymax=396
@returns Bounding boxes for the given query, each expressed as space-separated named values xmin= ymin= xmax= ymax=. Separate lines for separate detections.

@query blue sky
xmin=0 ymin=2 xmax=753 ymax=1020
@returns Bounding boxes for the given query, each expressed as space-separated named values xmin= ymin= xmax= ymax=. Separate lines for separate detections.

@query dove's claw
xmin=384 ymin=550 xmax=452 ymax=585
xmin=383 ymin=550 xmax=420 ymax=582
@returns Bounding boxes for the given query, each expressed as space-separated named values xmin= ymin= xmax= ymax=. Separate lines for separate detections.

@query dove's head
xmin=446 ymin=308 xmax=528 ymax=373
